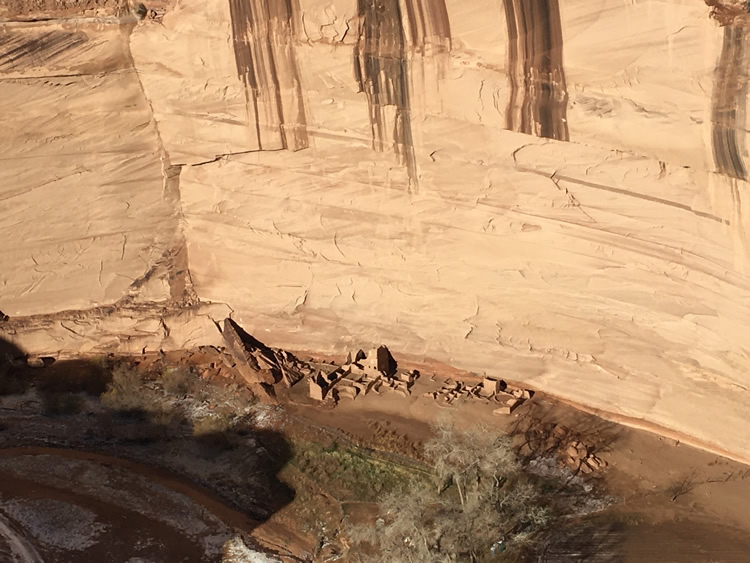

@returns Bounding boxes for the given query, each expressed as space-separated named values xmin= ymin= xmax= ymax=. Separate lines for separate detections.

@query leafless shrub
xmin=349 ymin=421 xmax=553 ymax=561
xmin=667 ymin=471 xmax=698 ymax=502
xmin=100 ymin=364 xmax=155 ymax=412
xmin=162 ymin=366 xmax=201 ymax=397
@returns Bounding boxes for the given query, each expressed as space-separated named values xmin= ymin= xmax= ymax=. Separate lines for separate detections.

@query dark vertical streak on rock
xmin=354 ymin=0 xmax=416 ymax=181
xmin=279 ymin=0 xmax=309 ymax=152
xmin=267 ymin=0 xmax=309 ymax=151
xmin=403 ymin=0 xmax=419 ymax=51
xmin=503 ymin=0 xmax=569 ymax=141
xmin=400 ymin=0 xmax=451 ymax=54
xmin=712 ymin=24 xmax=747 ymax=180
xmin=353 ymin=0 xmax=451 ymax=183
xmin=228 ymin=0 xmax=263 ymax=149
xmin=228 ymin=0 xmax=308 ymax=151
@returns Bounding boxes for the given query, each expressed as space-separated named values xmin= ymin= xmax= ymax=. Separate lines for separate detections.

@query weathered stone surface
xmin=483 ymin=378 xmax=502 ymax=394
xmin=308 ymin=377 xmax=325 ymax=401
xmin=2 ymin=0 xmax=750 ymax=463
xmin=221 ymin=318 xmax=275 ymax=385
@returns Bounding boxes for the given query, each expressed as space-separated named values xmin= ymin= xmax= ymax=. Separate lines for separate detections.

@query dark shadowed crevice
xmin=711 ymin=23 xmax=748 ymax=180
xmin=228 ymin=0 xmax=308 ymax=151
xmin=503 ymin=0 xmax=569 ymax=141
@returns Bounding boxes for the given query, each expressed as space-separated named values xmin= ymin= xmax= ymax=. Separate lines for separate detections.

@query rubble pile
xmin=564 ymin=439 xmax=608 ymax=474
xmin=218 ymin=318 xmax=421 ymax=404
xmin=221 ymin=318 xmax=308 ymax=387
xmin=519 ymin=421 xmax=609 ymax=475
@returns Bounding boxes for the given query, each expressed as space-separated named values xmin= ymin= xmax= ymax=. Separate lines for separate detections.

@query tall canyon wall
xmin=2 ymin=0 xmax=750 ymax=460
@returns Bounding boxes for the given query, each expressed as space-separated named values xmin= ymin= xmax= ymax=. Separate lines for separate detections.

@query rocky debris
xmin=518 ymin=420 xmax=609 ymax=475
xmin=222 ymin=318 xmax=274 ymax=385
xmin=221 ymin=318 xmax=307 ymax=388
xmin=24 ymin=356 xmax=55 ymax=369
xmin=1 ymin=0 xmax=129 ymax=19
xmin=135 ymin=1 xmax=169 ymax=23
xmin=26 ymin=356 xmax=45 ymax=369
xmin=564 ymin=438 xmax=608 ymax=474
xmin=0 ymin=310 xmax=8 ymax=322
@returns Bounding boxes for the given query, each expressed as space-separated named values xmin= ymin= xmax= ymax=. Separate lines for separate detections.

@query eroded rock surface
xmin=2 ymin=0 xmax=750 ymax=461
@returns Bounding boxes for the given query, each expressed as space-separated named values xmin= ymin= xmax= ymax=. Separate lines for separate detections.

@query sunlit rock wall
xmin=0 ymin=21 xmax=177 ymax=316
xmin=2 ymin=0 xmax=750 ymax=458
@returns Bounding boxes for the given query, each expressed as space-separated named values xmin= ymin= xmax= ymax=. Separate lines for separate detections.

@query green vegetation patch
xmin=290 ymin=440 xmax=427 ymax=503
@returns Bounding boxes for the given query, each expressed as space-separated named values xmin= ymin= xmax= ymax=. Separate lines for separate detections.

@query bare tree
xmin=349 ymin=420 xmax=552 ymax=561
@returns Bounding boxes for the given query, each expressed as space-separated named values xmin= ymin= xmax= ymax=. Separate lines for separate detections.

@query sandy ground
xmin=277 ymin=364 xmax=750 ymax=561
xmin=2 ymin=344 xmax=750 ymax=560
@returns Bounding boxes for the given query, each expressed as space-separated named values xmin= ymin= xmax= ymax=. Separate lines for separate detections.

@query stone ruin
xmin=424 ymin=376 xmax=532 ymax=414
xmin=214 ymin=318 xmax=420 ymax=405
xmin=307 ymin=345 xmax=419 ymax=403
xmin=217 ymin=318 xmax=533 ymax=415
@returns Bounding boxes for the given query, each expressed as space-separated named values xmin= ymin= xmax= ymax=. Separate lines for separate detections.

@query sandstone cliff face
xmin=2 ymin=0 xmax=750 ymax=460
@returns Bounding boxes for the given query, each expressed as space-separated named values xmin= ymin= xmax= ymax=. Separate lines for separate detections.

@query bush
xmin=162 ymin=367 xmax=201 ymax=397
xmin=100 ymin=364 xmax=153 ymax=412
